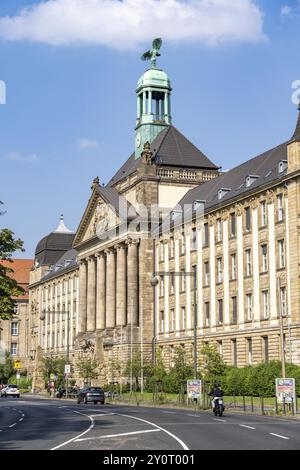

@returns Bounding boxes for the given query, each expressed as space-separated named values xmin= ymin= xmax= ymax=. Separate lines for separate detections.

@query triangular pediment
xmin=73 ymin=190 xmax=120 ymax=247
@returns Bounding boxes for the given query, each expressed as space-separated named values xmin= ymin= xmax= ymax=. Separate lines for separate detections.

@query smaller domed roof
xmin=137 ymin=68 xmax=171 ymax=91
xmin=34 ymin=215 xmax=75 ymax=267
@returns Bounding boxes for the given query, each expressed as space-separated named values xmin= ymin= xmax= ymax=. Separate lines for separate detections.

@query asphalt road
xmin=0 ymin=396 xmax=300 ymax=450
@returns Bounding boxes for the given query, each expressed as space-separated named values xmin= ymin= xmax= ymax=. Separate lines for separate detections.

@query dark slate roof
xmin=290 ymin=105 xmax=300 ymax=142
xmin=174 ymin=141 xmax=288 ymax=214
xmin=35 ymin=232 xmax=75 ymax=266
xmin=97 ymin=185 xmax=137 ymax=219
xmin=41 ymin=249 xmax=78 ymax=281
xmin=108 ymin=125 xmax=218 ymax=186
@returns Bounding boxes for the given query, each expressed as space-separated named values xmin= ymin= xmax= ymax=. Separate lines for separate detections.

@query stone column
xmin=78 ymin=260 xmax=87 ymax=333
xmin=116 ymin=244 xmax=127 ymax=326
xmin=87 ymin=256 xmax=96 ymax=332
xmin=127 ymin=239 xmax=139 ymax=325
xmin=105 ymin=248 xmax=116 ymax=328
xmin=96 ymin=252 xmax=106 ymax=330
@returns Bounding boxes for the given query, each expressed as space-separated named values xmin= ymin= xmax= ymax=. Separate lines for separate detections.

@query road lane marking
xmin=213 ymin=418 xmax=226 ymax=422
xmin=269 ymin=433 xmax=289 ymax=440
xmin=187 ymin=414 xmax=199 ymax=417
xmin=239 ymin=425 xmax=256 ymax=430
xmin=118 ymin=413 xmax=189 ymax=450
xmin=162 ymin=411 xmax=176 ymax=414
xmin=9 ymin=423 xmax=17 ymax=428
xmin=75 ymin=429 xmax=161 ymax=442
xmin=50 ymin=411 xmax=95 ymax=450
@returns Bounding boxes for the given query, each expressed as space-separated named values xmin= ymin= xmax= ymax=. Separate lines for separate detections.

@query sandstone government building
xmin=22 ymin=54 xmax=300 ymax=389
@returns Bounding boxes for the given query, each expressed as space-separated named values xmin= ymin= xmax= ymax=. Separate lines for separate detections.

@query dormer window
xmin=218 ymin=188 xmax=231 ymax=200
xmin=171 ymin=209 xmax=183 ymax=221
xmin=193 ymin=200 xmax=206 ymax=211
xmin=64 ymin=259 xmax=72 ymax=267
xmin=245 ymin=175 xmax=259 ymax=188
xmin=278 ymin=160 xmax=287 ymax=174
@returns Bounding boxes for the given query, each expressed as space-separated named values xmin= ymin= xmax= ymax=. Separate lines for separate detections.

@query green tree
xmin=77 ymin=357 xmax=99 ymax=385
xmin=199 ymin=343 xmax=227 ymax=386
xmin=125 ymin=352 xmax=143 ymax=390
xmin=0 ymin=353 xmax=15 ymax=383
xmin=41 ymin=355 xmax=68 ymax=388
xmin=0 ymin=227 xmax=25 ymax=319
xmin=165 ymin=347 xmax=194 ymax=393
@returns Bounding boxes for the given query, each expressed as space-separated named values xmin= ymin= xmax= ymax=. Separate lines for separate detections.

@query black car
xmin=77 ymin=386 xmax=105 ymax=405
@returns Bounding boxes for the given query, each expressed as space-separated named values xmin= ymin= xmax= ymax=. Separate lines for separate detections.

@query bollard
xmin=251 ymin=396 xmax=254 ymax=413
xmin=243 ymin=395 xmax=246 ymax=412
xmin=275 ymin=397 xmax=278 ymax=415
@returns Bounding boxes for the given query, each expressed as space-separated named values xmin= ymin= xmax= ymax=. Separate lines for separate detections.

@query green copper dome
xmin=137 ymin=68 xmax=171 ymax=92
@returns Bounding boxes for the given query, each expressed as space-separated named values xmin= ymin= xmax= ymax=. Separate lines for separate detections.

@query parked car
xmin=0 ymin=384 xmax=20 ymax=398
xmin=77 ymin=387 xmax=105 ymax=405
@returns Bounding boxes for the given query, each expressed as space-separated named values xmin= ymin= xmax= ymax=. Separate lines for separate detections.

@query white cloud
xmin=78 ymin=138 xmax=99 ymax=149
xmin=6 ymin=152 xmax=39 ymax=163
xmin=0 ymin=0 xmax=266 ymax=49
xmin=281 ymin=5 xmax=293 ymax=17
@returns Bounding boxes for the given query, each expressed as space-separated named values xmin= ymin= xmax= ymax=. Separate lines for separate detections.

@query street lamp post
xmin=151 ymin=270 xmax=198 ymax=380
xmin=277 ymin=278 xmax=286 ymax=378
xmin=40 ymin=309 xmax=70 ymax=398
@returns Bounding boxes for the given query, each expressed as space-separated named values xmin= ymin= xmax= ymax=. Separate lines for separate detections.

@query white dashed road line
xmin=269 ymin=433 xmax=289 ymax=440
xmin=187 ymin=414 xmax=199 ymax=417
xmin=163 ymin=411 xmax=176 ymax=414
xmin=75 ymin=429 xmax=161 ymax=442
xmin=239 ymin=425 xmax=256 ymax=430
xmin=9 ymin=423 xmax=17 ymax=428
xmin=50 ymin=411 xmax=95 ymax=450
xmin=213 ymin=418 xmax=227 ymax=423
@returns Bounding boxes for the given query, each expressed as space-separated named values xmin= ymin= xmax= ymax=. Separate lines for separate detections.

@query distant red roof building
xmin=1 ymin=259 xmax=33 ymax=300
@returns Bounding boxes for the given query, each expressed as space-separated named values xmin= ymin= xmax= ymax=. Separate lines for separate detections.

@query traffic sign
xmin=64 ymin=364 xmax=71 ymax=375
xmin=16 ymin=372 xmax=20 ymax=380
xmin=13 ymin=360 xmax=21 ymax=369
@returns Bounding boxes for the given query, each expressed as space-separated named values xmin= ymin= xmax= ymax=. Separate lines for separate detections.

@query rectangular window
xmin=205 ymin=302 xmax=210 ymax=327
xmin=217 ymin=257 xmax=223 ymax=283
xmin=246 ymin=293 xmax=253 ymax=321
xmin=203 ymin=223 xmax=209 ymax=247
xmin=230 ymin=213 xmax=236 ymax=237
xmin=280 ymin=287 xmax=287 ymax=316
xmin=231 ymin=254 xmax=237 ymax=280
xmin=277 ymin=194 xmax=284 ymax=222
xmin=10 ymin=343 xmax=17 ymax=356
xmin=216 ymin=218 xmax=222 ymax=242
xmin=181 ymin=307 xmax=186 ymax=331
xmin=170 ymin=309 xmax=175 ymax=332
xmin=191 ymin=228 xmax=197 ymax=250
xmin=260 ymin=201 xmax=267 ymax=226
xmin=218 ymin=299 xmax=223 ymax=324
xmin=204 ymin=261 xmax=210 ymax=286
xmin=160 ymin=241 xmax=164 ymax=261
xmin=160 ymin=311 xmax=164 ymax=333
xmin=262 ymin=290 xmax=269 ymax=319
xmin=181 ymin=270 xmax=186 ymax=292
xmin=262 ymin=244 xmax=268 ymax=272
xmin=11 ymin=322 xmax=18 ymax=336
xmin=217 ymin=340 xmax=223 ymax=356
xmin=246 ymin=249 xmax=252 ymax=276
xmin=181 ymin=232 xmax=185 ymax=255
xmin=262 ymin=336 xmax=269 ymax=362
xmin=73 ymin=300 xmax=77 ymax=316
xmin=231 ymin=296 xmax=237 ymax=324
xmin=278 ymin=240 xmax=285 ymax=268
xmin=170 ymin=237 xmax=174 ymax=258
xmin=160 ymin=276 xmax=164 ymax=297
xmin=245 ymin=207 xmax=251 ymax=231
xmin=170 ymin=273 xmax=175 ymax=295
xmin=232 ymin=339 xmax=237 ymax=366
xmin=247 ymin=338 xmax=252 ymax=365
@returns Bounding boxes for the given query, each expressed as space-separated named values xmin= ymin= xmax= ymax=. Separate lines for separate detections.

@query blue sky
xmin=0 ymin=0 xmax=300 ymax=258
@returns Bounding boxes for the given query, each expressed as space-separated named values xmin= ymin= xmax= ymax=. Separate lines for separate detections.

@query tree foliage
xmin=199 ymin=343 xmax=227 ymax=386
xmin=0 ymin=353 xmax=14 ymax=383
xmin=77 ymin=357 xmax=99 ymax=385
xmin=0 ymin=227 xmax=25 ymax=319
xmin=41 ymin=355 xmax=68 ymax=388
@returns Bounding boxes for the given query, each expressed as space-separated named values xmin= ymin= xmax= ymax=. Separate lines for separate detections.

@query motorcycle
xmin=213 ymin=397 xmax=225 ymax=417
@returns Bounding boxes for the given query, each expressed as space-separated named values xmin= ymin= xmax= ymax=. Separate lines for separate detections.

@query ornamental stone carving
xmin=250 ymin=197 xmax=258 ymax=210
xmin=208 ymin=214 xmax=216 ymax=227
xmin=235 ymin=203 xmax=243 ymax=217
xmin=266 ymin=190 xmax=274 ymax=204
xmin=221 ymin=210 xmax=229 ymax=221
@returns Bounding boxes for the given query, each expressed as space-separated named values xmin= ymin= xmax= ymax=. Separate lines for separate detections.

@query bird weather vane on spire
xmin=141 ymin=38 xmax=162 ymax=69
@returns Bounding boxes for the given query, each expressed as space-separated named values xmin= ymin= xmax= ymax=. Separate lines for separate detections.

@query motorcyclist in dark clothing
xmin=209 ymin=382 xmax=223 ymax=410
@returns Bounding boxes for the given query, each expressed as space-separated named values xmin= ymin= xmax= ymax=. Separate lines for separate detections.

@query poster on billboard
xmin=187 ymin=380 xmax=202 ymax=400
xmin=275 ymin=378 xmax=296 ymax=407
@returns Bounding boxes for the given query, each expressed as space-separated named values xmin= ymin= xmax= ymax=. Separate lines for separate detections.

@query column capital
xmin=78 ymin=258 xmax=87 ymax=266
xmin=116 ymin=243 xmax=126 ymax=251
xmin=104 ymin=247 xmax=115 ymax=255
xmin=95 ymin=251 xmax=105 ymax=259
xmin=87 ymin=255 xmax=96 ymax=262
xmin=126 ymin=237 xmax=140 ymax=246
